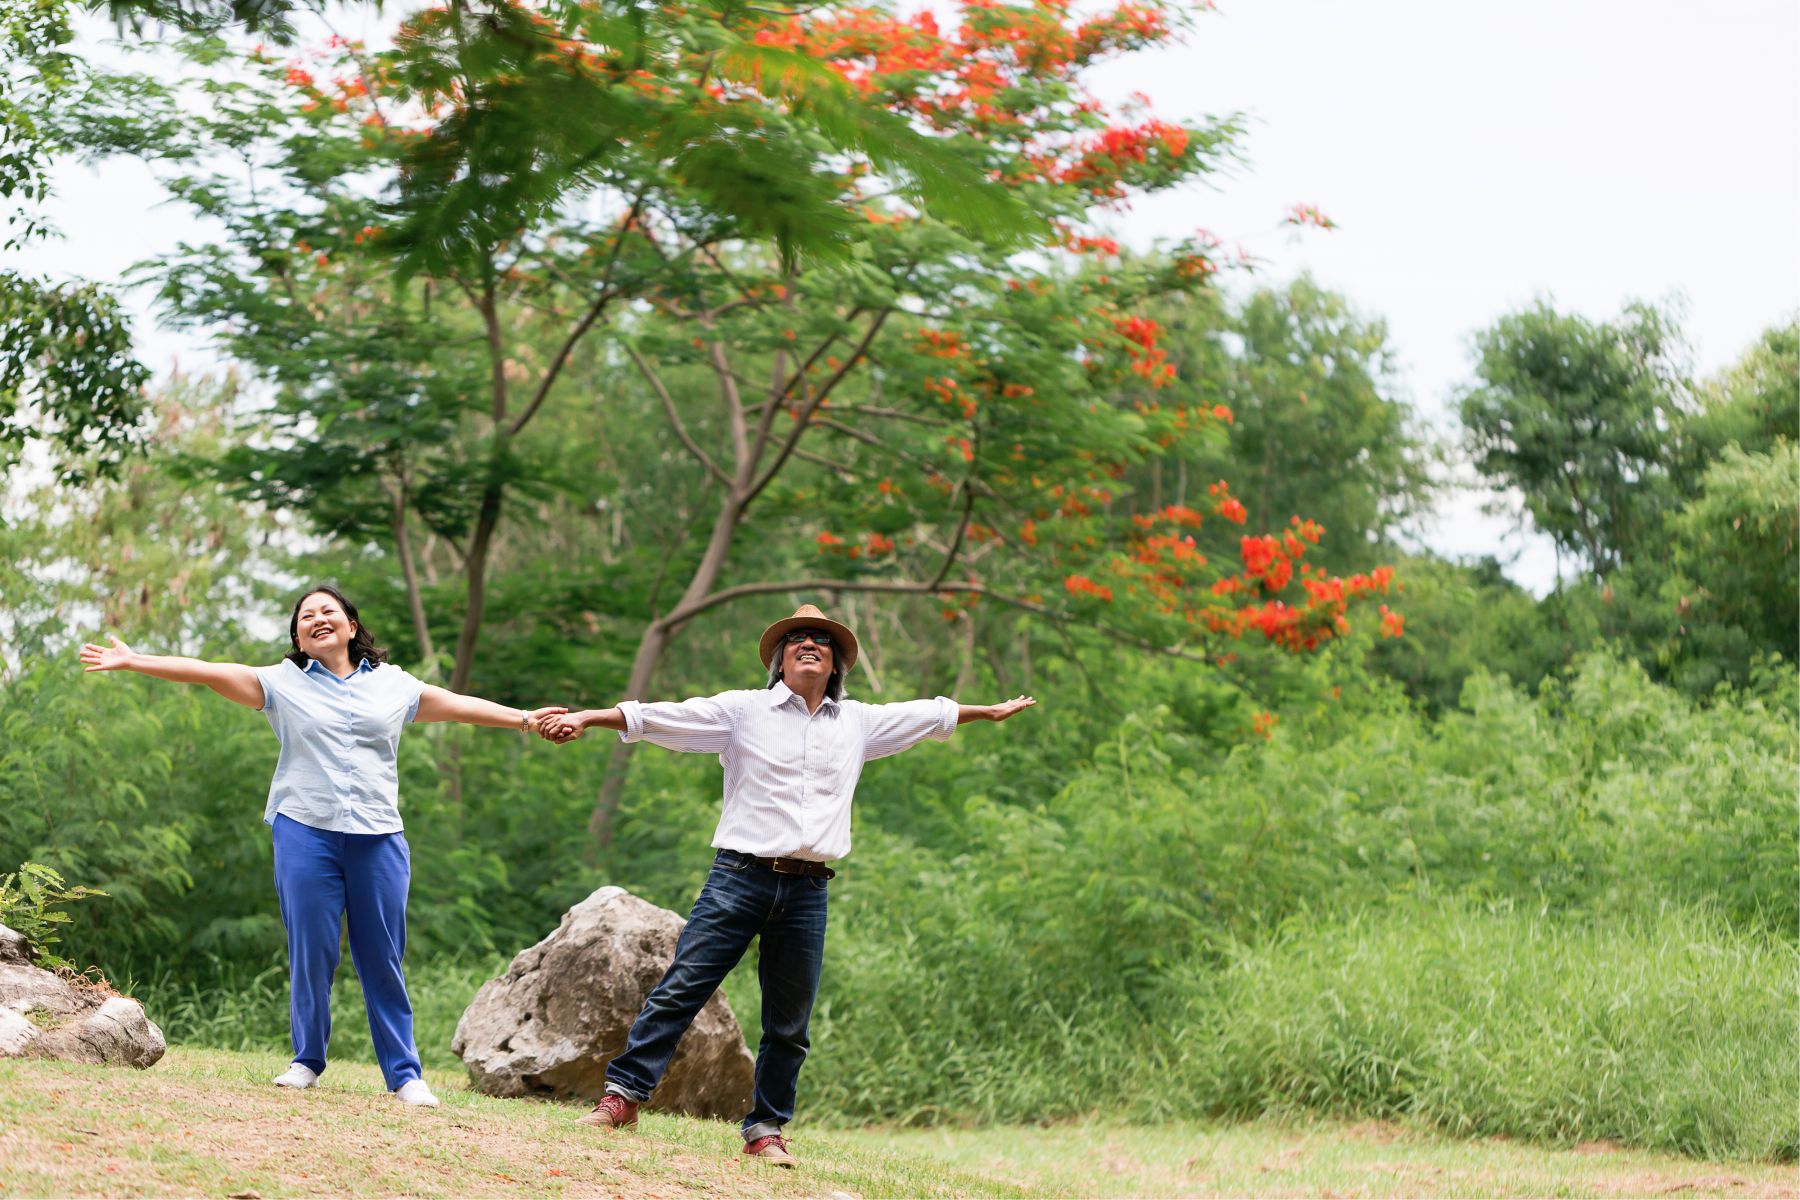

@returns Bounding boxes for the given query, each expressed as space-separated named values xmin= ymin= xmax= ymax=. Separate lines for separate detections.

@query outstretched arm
xmin=414 ymin=685 xmax=566 ymax=732
xmin=78 ymin=635 xmax=265 ymax=710
xmin=863 ymin=693 xmax=1035 ymax=761
xmin=957 ymin=695 xmax=1036 ymax=725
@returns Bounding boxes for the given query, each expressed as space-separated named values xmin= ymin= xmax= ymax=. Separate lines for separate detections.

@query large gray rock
xmin=0 ymin=922 xmax=165 ymax=1068
xmin=452 ymin=886 xmax=754 ymax=1118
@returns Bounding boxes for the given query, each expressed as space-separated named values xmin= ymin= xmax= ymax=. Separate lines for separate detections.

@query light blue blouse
xmin=254 ymin=658 xmax=425 ymax=835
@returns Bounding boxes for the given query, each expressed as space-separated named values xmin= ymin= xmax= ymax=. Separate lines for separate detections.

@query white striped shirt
xmin=618 ymin=681 xmax=958 ymax=861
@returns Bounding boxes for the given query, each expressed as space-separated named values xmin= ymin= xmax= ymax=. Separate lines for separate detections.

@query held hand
xmin=79 ymin=635 xmax=136 ymax=673
xmin=538 ymin=711 xmax=585 ymax=744
xmin=989 ymin=695 xmax=1036 ymax=722
xmin=524 ymin=706 xmax=568 ymax=734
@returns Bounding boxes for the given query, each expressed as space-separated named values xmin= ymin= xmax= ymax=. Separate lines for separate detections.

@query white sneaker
xmin=273 ymin=1062 xmax=319 ymax=1089
xmin=395 ymin=1079 xmax=439 ymax=1108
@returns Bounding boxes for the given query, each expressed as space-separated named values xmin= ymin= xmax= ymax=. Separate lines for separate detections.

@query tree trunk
xmin=450 ymin=482 xmax=504 ymax=695
xmin=952 ymin=608 xmax=977 ymax=697
xmin=586 ymin=618 xmax=672 ymax=844
xmin=391 ymin=485 xmax=436 ymax=673
xmin=589 ymin=491 xmax=747 ymax=846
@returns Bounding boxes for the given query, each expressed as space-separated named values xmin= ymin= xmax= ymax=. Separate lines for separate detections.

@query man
xmin=540 ymin=604 xmax=1034 ymax=1167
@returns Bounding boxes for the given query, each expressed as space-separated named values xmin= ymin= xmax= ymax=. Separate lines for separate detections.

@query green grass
xmin=3 ymin=1047 xmax=1795 ymax=1198
xmin=1163 ymin=903 xmax=1800 ymax=1161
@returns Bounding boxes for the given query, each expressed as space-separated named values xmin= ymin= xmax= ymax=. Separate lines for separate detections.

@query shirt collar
xmin=767 ymin=679 xmax=837 ymax=710
xmin=304 ymin=656 xmax=374 ymax=677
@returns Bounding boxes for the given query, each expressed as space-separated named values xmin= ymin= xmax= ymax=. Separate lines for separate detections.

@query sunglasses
xmin=783 ymin=629 xmax=835 ymax=649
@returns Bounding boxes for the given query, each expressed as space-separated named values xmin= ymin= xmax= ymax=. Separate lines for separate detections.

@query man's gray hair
xmin=767 ymin=655 xmax=846 ymax=702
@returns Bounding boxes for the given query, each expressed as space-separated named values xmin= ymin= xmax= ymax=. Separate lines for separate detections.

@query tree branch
xmin=928 ymin=483 xmax=976 ymax=589
xmin=793 ymin=447 xmax=858 ymax=476
xmin=743 ymin=308 xmax=893 ymax=506
xmin=652 ymin=576 xmax=1212 ymax=662
xmin=706 ymin=340 xmax=750 ymax=473
xmin=626 ymin=343 xmax=731 ymax=487
xmin=827 ymin=404 xmax=955 ymax=427
xmin=506 ymin=192 xmax=647 ymax=438
xmin=745 ymin=310 xmax=861 ymax=462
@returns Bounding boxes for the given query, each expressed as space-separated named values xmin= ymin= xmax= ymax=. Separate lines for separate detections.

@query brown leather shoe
xmin=576 ymin=1093 xmax=639 ymax=1129
xmin=743 ymin=1134 xmax=795 ymax=1167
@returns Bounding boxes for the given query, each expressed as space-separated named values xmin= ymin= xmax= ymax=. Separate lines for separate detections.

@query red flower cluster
xmin=1111 ymin=315 xmax=1175 ymax=386
xmin=1068 ymin=500 xmax=1402 ymax=652
xmin=1132 ymin=503 xmax=1204 ymax=529
xmin=1058 ymin=119 xmax=1191 ymax=199
xmin=917 ymin=329 xmax=971 ymax=359
xmin=1064 ymin=574 xmax=1114 ymax=602
xmin=1283 ymin=203 xmax=1337 ymax=230
xmin=1067 ymin=234 xmax=1121 ymax=256
xmin=817 ymin=530 xmax=897 ymax=559
xmin=746 ymin=0 xmax=1198 ymax=206
xmin=1208 ymin=479 xmax=1247 ymax=524
xmin=923 ymin=375 xmax=977 ymax=419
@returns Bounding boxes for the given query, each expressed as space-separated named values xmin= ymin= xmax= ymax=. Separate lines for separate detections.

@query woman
xmin=79 ymin=584 xmax=564 ymax=1107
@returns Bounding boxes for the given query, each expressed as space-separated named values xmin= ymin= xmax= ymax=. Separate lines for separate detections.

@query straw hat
xmin=758 ymin=604 xmax=859 ymax=671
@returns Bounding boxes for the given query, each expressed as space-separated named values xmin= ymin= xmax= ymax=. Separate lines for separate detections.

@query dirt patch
xmin=1339 ymin=1120 xmax=1409 ymax=1145
xmin=1595 ymin=1172 xmax=1797 ymax=1199
xmin=1359 ymin=1160 xmax=1447 ymax=1177
xmin=1255 ymin=1145 xmax=1308 ymax=1174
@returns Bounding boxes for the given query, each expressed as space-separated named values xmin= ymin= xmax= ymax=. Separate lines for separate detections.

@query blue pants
xmin=271 ymin=813 xmax=422 ymax=1091
xmin=604 ymin=849 xmax=829 ymax=1139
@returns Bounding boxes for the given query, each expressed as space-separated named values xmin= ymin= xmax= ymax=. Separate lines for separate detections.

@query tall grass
xmin=1166 ymin=902 xmax=1799 ymax=1162
xmin=806 ymin=901 xmax=1796 ymax=1161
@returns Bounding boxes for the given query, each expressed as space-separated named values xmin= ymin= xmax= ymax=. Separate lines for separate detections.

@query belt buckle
xmin=769 ymin=857 xmax=803 ymax=876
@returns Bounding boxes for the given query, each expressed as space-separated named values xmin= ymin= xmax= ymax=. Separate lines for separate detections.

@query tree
xmin=1459 ymin=299 xmax=1688 ymax=578
xmin=505 ymin=6 xmax=1407 ymax=834
xmin=1657 ymin=323 xmax=1799 ymax=689
xmin=0 ymin=0 xmax=148 ymax=487
xmin=1682 ymin=320 xmax=1798 ymax=468
xmin=1666 ymin=442 xmax=1799 ymax=675
xmin=68 ymin=0 xmax=1041 ymax=693
xmin=71 ymin=0 xmax=1406 ymax=847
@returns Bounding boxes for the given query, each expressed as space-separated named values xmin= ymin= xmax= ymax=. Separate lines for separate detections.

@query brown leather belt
xmin=749 ymin=855 xmax=836 ymax=880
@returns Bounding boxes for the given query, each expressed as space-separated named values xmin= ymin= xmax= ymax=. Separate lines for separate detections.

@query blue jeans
xmin=604 ymin=850 xmax=829 ymax=1139
xmin=270 ymin=813 xmax=422 ymax=1091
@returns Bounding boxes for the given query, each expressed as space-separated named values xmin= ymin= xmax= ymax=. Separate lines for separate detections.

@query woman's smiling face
xmin=294 ymin=591 xmax=355 ymax=659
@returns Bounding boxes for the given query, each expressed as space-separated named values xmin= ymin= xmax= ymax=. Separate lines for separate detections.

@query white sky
xmin=24 ymin=0 xmax=1800 ymax=593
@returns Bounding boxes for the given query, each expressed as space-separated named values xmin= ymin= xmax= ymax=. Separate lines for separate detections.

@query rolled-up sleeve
xmin=861 ymin=696 xmax=958 ymax=761
xmin=618 ymin=692 xmax=742 ymax=753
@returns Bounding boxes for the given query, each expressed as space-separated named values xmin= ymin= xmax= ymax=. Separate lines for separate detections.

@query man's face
xmin=781 ymin=629 xmax=835 ymax=688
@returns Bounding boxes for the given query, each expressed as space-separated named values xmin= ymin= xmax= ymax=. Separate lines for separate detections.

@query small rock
xmin=0 ymin=922 xmax=165 ymax=1069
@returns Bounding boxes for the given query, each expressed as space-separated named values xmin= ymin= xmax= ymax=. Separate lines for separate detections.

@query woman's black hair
xmin=285 ymin=584 xmax=390 ymax=668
